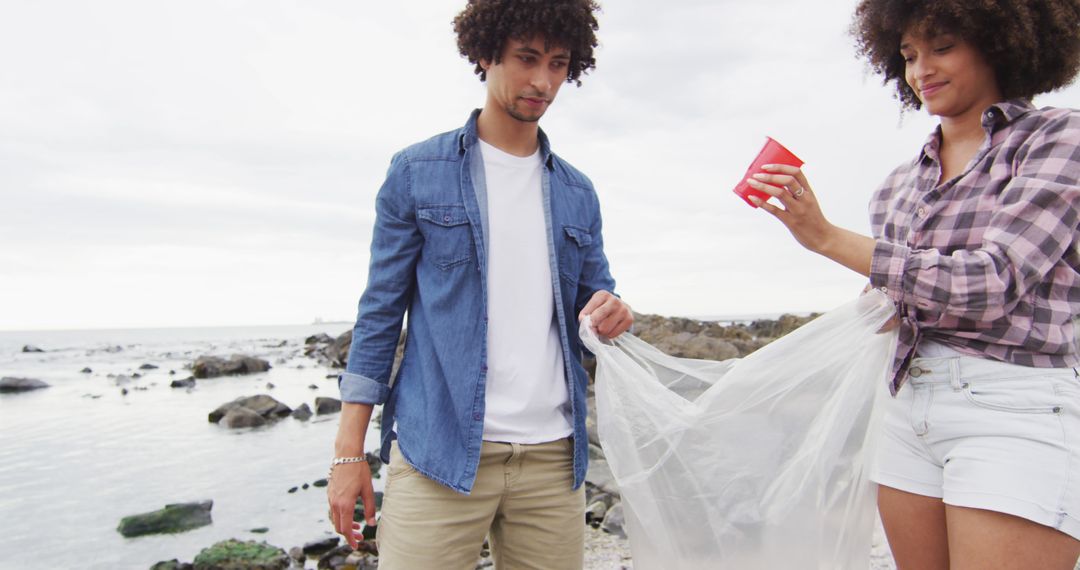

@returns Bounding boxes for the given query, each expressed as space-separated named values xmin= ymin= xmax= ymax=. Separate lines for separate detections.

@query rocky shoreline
xmin=11 ymin=311 xmax=920 ymax=570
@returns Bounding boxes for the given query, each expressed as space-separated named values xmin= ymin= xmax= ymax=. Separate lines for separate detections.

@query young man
xmin=327 ymin=1 xmax=632 ymax=568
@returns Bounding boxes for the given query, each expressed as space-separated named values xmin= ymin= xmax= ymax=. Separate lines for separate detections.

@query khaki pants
xmin=376 ymin=438 xmax=585 ymax=570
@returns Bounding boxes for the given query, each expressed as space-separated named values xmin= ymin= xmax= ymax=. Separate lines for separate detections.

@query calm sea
xmin=0 ymin=323 xmax=385 ymax=569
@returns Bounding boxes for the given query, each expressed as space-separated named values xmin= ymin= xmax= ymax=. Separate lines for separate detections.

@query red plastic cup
xmin=733 ymin=137 xmax=804 ymax=208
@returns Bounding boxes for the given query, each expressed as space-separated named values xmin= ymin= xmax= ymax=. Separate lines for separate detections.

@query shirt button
xmin=473 ymin=412 xmax=482 ymax=420
xmin=916 ymin=207 xmax=927 ymax=218
xmin=986 ymin=110 xmax=995 ymax=119
xmin=443 ymin=215 xmax=452 ymax=223
xmin=909 ymin=367 xmax=924 ymax=378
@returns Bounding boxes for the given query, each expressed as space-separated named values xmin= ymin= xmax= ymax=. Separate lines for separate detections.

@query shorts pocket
xmin=962 ymin=377 xmax=1064 ymax=414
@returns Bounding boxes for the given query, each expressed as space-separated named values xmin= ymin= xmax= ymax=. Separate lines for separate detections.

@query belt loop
xmin=509 ymin=442 xmax=524 ymax=463
xmin=949 ymin=358 xmax=963 ymax=390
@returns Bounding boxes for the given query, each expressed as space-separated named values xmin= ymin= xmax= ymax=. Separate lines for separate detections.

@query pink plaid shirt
xmin=868 ymin=99 xmax=1080 ymax=393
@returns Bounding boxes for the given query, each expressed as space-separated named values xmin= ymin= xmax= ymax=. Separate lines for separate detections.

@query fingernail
xmin=761 ymin=164 xmax=776 ymax=170
xmin=752 ymin=173 xmax=768 ymax=180
xmin=749 ymin=196 xmax=763 ymax=206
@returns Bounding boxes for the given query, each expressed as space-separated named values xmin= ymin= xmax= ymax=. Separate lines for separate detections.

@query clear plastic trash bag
xmin=580 ymin=291 xmax=899 ymax=570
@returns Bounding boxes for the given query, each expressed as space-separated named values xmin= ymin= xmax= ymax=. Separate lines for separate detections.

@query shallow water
xmin=0 ymin=324 xmax=384 ymax=569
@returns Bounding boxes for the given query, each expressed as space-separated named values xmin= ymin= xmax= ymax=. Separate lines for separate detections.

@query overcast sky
xmin=2 ymin=1 xmax=1078 ymax=331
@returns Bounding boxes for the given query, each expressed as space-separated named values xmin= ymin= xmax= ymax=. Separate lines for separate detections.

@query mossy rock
xmin=117 ymin=501 xmax=212 ymax=537
xmin=192 ymin=539 xmax=289 ymax=570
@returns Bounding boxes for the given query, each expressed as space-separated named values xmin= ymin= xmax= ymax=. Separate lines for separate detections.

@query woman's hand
xmin=745 ymin=164 xmax=876 ymax=277
xmin=745 ymin=164 xmax=835 ymax=254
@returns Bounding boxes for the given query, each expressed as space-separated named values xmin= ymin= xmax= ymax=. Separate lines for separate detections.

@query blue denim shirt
xmin=339 ymin=110 xmax=617 ymax=494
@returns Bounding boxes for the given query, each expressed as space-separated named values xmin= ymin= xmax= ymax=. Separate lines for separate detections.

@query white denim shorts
xmin=870 ymin=353 xmax=1080 ymax=540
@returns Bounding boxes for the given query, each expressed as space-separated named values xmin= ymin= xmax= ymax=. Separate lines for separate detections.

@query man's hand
xmin=328 ymin=460 xmax=376 ymax=549
xmin=578 ymin=290 xmax=633 ymax=339
xmin=328 ymin=403 xmax=376 ymax=549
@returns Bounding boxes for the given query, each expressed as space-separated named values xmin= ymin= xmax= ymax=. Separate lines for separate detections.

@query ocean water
xmin=0 ymin=324 xmax=384 ymax=569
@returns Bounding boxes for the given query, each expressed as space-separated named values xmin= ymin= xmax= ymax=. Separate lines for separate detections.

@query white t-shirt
xmin=479 ymin=139 xmax=573 ymax=444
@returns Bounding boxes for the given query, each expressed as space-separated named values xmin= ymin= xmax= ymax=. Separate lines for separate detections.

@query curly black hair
xmin=453 ymin=0 xmax=600 ymax=85
xmin=852 ymin=0 xmax=1080 ymax=109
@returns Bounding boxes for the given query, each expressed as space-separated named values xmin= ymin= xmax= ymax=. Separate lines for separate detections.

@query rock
xmin=629 ymin=311 xmax=819 ymax=361
xmin=302 ymin=536 xmax=340 ymax=556
xmin=191 ymin=539 xmax=289 ymax=570
xmin=309 ymin=329 xmax=404 ymax=374
xmin=21 ymin=345 xmax=44 ymax=353
xmin=308 ymin=384 xmax=319 ymax=390
xmin=0 ymin=377 xmax=49 ymax=393
xmin=80 ymin=367 xmax=93 ymax=374
xmin=150 ymin=560 xmax=192 ymax=570
xmin=250 ymin=527 xmax=269 ymax=534
xmin=343 ymin=550 xmax=379 ymax=570
xmin=222 ymin=407 xmax=268 ymax=429
xmin=306 ymin=333 xmax=334 ymax=345
xmin=315 ymin=397 xmax=341 ymax=415
xmin=139 ymin=363 xmax=159 ymax=370
xmin=209 ymin=395 xmax=292 ymax=423
xmin=585 ymin=394 xmax=600 ymax=447
xmin=265 ymin=382 xmax=275 ymax=389
xmin=315 ymin=545 xmax=347 ymax=570
xmin=117 ymin=500 xmax=213 ymax=537
xmin=363 ymin=451 xmax=384 ymax=478
xmin=288 ymin=487 xmax=298 ymax=494
xmin=601 ymin=502 xmax=626 ymax=538
xmin=291 ymin=403 xmax=313 ymax=421
xmin=192 ymin=355 xmax=272 ymax=379
xmin=171 ymin=377 xmax=196 ymax=389
xmin=585 ymin=500 xmax=608 ymax=527
xmin=330 ymin=330 xmax=353 ymax=367
xmin=121 ymin=388 xmax=129 ymax=396
xmin=352 ymin=492 xmax=385 ymax=523
xmin=302 ymin=483 xmax=310 ymax=490
xmin=288 ymin=546 xmax=303 ymax=563
xmin=312 ymin=478 xmax=328 ymax=488
xmin=748 ymin=313 xmax=819 ymax=339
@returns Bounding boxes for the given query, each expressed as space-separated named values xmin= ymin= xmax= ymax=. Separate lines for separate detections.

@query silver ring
xmin=794 ymin=187 xmax=805 ymax=197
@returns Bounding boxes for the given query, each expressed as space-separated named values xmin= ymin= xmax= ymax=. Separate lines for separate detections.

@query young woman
xmin=744 ymin=1 xmax=1080 ymax=568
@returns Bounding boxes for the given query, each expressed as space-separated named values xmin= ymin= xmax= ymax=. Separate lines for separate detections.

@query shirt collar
xmin=458 ymin=108 xmax=555 ymax=170
xmin=984 ymin=98 xmax=1036 ymax=125
xmin=916 ymin=98 xmax=1036 ymax=164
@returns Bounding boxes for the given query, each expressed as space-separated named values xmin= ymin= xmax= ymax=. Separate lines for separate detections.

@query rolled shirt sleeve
xmin=339 ymin=151 xmax=423 ymax=405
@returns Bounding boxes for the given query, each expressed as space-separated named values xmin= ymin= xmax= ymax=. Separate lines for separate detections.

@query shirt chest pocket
xmin=417 ymin=205 xmax=474 ymax=271
xmin=559 ymin=225 xmax=592 ymax=283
